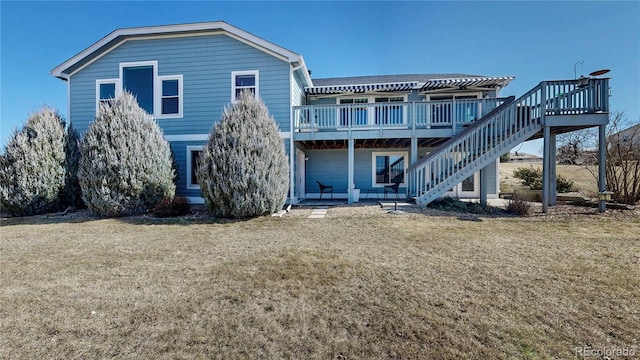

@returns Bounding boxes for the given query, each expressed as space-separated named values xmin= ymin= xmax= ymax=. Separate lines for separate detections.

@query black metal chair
xmin=384 ymin=181 xmax=401 ymax=199
xmin=316 ymin=181 xmax=333 ymax=199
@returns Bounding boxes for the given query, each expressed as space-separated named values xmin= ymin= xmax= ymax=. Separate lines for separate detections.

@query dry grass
xmin=500 ymin=163 xmax=599 ymax=199
xmin=1 ymin=208 xmax=639 ymax=359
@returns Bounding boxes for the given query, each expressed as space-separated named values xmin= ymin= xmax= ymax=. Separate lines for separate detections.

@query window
xmin=123 ymin=65 xmax=154 ymax=114
xmin=187 ymin=146 xmax=204 ymax=189
xmin=160 ymin=75 xmax=183 ymax=116
xmin=96 ymin=79 xmax=118 ymax=109
xmin=96 ymin=61 xmax=183 ymax=118
xmin=374 ymin=96 xmax=404 ymax=125
xmin=232 ymin=71 xmax=259 ymax=102
xmin=372 ymin=152 xmax=408 ymax=186
xmin=339 ymin=98 xmax=368 ymax=126
xmin=429 ymin=94 xmax=480 ymax=125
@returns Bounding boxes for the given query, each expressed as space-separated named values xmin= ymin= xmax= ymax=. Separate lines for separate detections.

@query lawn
xmin=1 ymin=208 xmax=639 ymax=359
xmin=500 ymin=163 xmax=599 ymax=200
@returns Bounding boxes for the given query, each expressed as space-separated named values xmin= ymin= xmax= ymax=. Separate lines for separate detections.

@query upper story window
xmin=160 ymin=76 xmax=182 ymax=116
xmin=232 ymin=70 xmax=259 ymax=102
xmin=123 ymin=65 xmax=154 ymax=114
xmin=95 ymin=61 xmax=182 ymax=118
xmin=96 ymin=79 xmax=118 ymax=108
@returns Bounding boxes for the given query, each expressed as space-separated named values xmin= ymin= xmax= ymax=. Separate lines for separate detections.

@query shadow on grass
xmin=0 ymin=207 xmax=255 ymax=227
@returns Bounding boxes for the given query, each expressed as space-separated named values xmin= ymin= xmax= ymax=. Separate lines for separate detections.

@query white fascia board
xmin=51 ymin=21 xmax=305 ymax=80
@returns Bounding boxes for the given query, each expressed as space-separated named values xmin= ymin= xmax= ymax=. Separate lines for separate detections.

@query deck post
xmin=549 ymin=132 xmax=557 ymax=206
xmin=598 ymin=124 xmax=607 ymax=213
xmin=542 ymin=126 xmax=551 ymax=213
xmin=480 ymin=166 xmax=488 ymax=205
xmin=348 ymin=137 xmax=354 ymax=204
xmin=410 ymin=137 xmax=418 ymax=197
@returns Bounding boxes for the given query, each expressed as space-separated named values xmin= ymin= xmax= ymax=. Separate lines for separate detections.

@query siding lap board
xmin=69 ymin=34 xmax=291 ymax=136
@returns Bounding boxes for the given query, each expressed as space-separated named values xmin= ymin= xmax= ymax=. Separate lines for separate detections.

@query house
xmin=609 ymin=124 xmax=640 ymax=151
xmin=51 ymin=21 xmax=610 ymax=212
xmin=509 ymin=152 xmax=543 ymax=163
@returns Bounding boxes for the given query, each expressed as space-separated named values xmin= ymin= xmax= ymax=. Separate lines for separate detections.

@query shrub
xmin=428 ymin=196 xmax=497 ymax=215
xmin=556 ymin=174 xmax=575 ymax=193
xmin=513 ymin=167 xmax=542 ymax=188
xmin=0 ymin=108 xmax=67 ymax=216
xmin=197 ymin=91 xmax=289 ymax=218
xmin=152 ymin=196 xmax=191 ymax=217
xmin=506 ymin=194 xmax=532 ymax=216
xmin=78 ymin=92 xmax=175 ymax=217
xmin=512 ymin=166 xmax=575 ymax=192
xmin=62 ymin=123 xmax=84 ymax=209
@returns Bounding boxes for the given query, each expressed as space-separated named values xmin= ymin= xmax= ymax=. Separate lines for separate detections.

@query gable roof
xmin=306 ymin=74 xmax=514 ymax=95
xmin=50 ymin=21 xmax=312 ymax=86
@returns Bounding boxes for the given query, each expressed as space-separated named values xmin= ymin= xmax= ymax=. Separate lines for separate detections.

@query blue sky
xmin=1 ymin=1 xmax=639 ymax=155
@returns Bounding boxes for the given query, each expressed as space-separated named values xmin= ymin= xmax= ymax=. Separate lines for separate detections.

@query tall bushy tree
xmin=78 ymin=92 xmax=175 ymax=217
xmin=62 ymin=123 xmax=84 ymax=208
xmin=0 ymin=108 xmax=67 ymax=216
xmin=198 ymin=91 xmax=289 ymax=218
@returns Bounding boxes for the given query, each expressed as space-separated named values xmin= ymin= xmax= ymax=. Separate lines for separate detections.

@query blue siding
xmin=70 ymin=34 xmax=292 ymax=136
xmin=305 ymin=147 xmax=498 ymax=197
xmin=169 ymin=140 xmax=207 ymax=198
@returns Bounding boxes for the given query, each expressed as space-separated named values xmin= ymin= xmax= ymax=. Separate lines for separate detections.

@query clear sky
xmin=1 ymin=1 xmax=639 ymax=155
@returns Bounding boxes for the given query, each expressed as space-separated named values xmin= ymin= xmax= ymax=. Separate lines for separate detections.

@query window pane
xmin=235 ymin=75 xmax=255 ymax=87
xmin=99 ymin=83 xmax=116 ymax=99
xmin=162 ymin=97 xmax=179 ymax=115
xmin=462 ymin=175 xmax=475 ymax=191
xmin=191 ymin=150 xmax=203 ymax=185
xmin=162 ymin=79 xmax=178 ymax=97
xmin=123 ymin=66 xmax=154 ymax=114
xmin=236 ymin=88 xmax=255 ymax=98
xmin=376 ymin=156 xmax=389 ymax=184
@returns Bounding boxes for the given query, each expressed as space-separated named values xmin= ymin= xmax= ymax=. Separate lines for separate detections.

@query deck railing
xmin=293 ymin=98 xmax=510 ymax=132
xmin=406 ymin=78 xmax=609 ymax=205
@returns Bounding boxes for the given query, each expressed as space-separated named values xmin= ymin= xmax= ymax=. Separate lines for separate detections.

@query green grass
xmin=1 ymin=209 xmax=639 ymax=359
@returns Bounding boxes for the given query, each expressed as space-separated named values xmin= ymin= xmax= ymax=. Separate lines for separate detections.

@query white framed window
xmin=372 ymin=151 xmax=408 ymax=187
xmin=95 ymin=79 xmax=120 ymax=112
xmin=186 ymin=146 xmax=204 ymax=190
xmin=158 ymin=75 xmax=183 ymax=118
xmin=336 ymin=94 xmax=408 ymax=127
xmin=231 ymin=70 xmax=259 ymax=102
xmin=95 ymin=60 xmax=183 ymax=118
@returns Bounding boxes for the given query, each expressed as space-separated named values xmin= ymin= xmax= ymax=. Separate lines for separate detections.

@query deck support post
xmin=348 ymin=137 xmax=354 ymax=204
xmin=410 ymin=137 xmax=418 ymax=197
xmin=542 ymin=126 xmax=551 ymax=213
xmin=549 ymin=132 xmax=557 ymax=206
xmin=479 ymin=166 xmax=488 ymax=206
xmin=598 ymin=124 xmax=607 ymax=213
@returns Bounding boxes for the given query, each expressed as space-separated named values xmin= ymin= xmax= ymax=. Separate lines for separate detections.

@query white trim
xmin=280 ymin=131 xmax=291 ymax=139
xmin=186 ymin=145 xmax=204 ymax=190
xmin=51 ymin=22 xmax=308 ymax=79
xmin=425 ymin=92 xmax=482 ymax=101
xmin=165 ymin=134 xmax=209 ymax=142
xmin=231 ymin=70 xmax=259 ymax=102
xmin=371 ymin=151 xmax=409 ymax=188
xmin=95 ymin=78 xmax=120 ymax=113
xmin=67 ymin=77 xmax=71 ymax=125
xmin=157 ymin=74 xmax=183 ymax=119
xmin=186 ymin=196 xmax=205 ymax=205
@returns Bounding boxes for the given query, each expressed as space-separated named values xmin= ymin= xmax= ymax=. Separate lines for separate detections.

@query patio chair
xmin=384 ymin=181 xmax=401 ymax=199
xmin=316 ymin=181 xmax=333 ymax=199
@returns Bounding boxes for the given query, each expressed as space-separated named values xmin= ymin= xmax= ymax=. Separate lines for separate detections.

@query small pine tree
xmin=0 ymin=108 xmax=67 ymax=216
xmin=78 ymin=92 xmax=175 ymax=217
xmin=198 ymin=91 xmax=289 ymax=218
